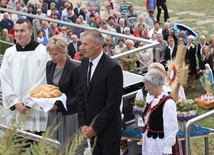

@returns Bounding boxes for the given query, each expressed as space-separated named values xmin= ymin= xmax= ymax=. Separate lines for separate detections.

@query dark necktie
xmin=87 ymin=62 xmax=93 ymax=88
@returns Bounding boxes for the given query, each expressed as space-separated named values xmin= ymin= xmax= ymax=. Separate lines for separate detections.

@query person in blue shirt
xmin=59 ymin=14 xmax=73 ymax=28
xmin=178 ymin=30 xmax=188 ymax=44
xmin=37 ymin=30 xmax=48 ymax=46
xmin=0 ymin=12 xmax=14 ymax=32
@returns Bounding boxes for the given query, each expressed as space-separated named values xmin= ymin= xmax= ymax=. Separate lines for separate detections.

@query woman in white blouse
xmin=141 ymin=68 xmax=178 ymax=155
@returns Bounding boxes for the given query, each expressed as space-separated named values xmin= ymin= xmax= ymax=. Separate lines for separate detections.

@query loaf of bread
xmin=29 ymin=84 xmax=62 ymax=98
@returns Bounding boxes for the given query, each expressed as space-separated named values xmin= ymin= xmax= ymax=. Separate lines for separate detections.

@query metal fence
xmin=185 ymin=110 xmax=214 ymax=155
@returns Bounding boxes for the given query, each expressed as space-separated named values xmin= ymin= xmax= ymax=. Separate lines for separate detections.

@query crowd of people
xmin=0 ymin=0 xmax=213 ymax=154
xmin=0 ymin=0 xmax=213 ymax=77
xmin=0 ymin=0 xmax=213 ymax=82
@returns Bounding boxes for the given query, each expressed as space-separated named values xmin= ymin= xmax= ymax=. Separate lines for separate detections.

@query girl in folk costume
xmin=142 ymin=69 xmax=179 ymax=155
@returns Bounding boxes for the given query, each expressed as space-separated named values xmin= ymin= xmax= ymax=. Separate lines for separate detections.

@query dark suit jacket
xmin=164 ymin=45 xmax=177 ymax=64
xmin=78 ymin=53 xmax=123 ymax=143
xmin=51 ymin=0 xmax=63 ymax=10
xmin=74 ymin=7 xmax=85 ymax=18
xmin=42 ymin=2 xmax=48 ymax=13
xmin=186 ymin=43 xmax=197 ymax=67
xmin=116 ymin=25 xmax=125 ymax=34
xmin=162 ymin=29 xmax=169 ymax=41
xmin=199 ymin=55 xmax=213 ymax=71
xmin=46 ymin=58 xmax=80 ymax=115
xmin=197 ymin=42 xmax=209 ymax=67
xmin=67 ymin=41 xmax=82 ymax=58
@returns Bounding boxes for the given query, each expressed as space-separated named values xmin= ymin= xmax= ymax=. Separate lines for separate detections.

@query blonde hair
xmin=202 ymin=45 xmax=210 ymax=60
xmin=209 ymin=37 xmax=214 ymax=44
xmin=188 ymin=35 xmax=194 ymax=41
xmin=46 ymin=35 xmax=68 ymax=54
xmin=6 ymin=5 xmax=13 ymax=9
xmin=50 ymin=2 xmax=55 ymax=6
xmin=148 ymin=62 xmax=166 ymax=79
xmin=200 ymin=35 xmax=206 ymax=40
xmin=178 ymin=37 xmax=185 ymax=44
xmin=65 ymin=2 xmax=70 ymax=7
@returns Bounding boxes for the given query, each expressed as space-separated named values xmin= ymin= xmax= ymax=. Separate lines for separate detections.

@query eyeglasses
xmin=144 ymin=84 xmax=152 ymax=88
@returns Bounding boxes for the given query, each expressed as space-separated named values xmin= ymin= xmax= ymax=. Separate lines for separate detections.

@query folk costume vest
xmin=143 ymin=95 xmax=173 ymax=139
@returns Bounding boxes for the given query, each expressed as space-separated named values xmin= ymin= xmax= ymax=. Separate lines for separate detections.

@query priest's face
xmin=14 ymin=22 xmax=33 ymax=47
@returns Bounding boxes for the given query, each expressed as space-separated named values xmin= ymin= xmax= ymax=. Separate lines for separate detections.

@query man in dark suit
xmin=162 ymin=21 xmax=170 ymax=41
xmin=78 ymin=30 xmax=123 ymax=155
xmin=116 ymin=18 xmax=125 ymax=34
xmin=73 ymin=1 xmax=85 ymax=18
xmin=67 ymin=34 xmax=81 ymax=58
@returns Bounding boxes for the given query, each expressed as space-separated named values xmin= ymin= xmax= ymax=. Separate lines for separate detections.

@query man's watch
xmin=10 ymin=105 xmax=16 ymax=111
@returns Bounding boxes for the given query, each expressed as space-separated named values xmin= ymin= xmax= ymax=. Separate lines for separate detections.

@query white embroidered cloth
xmin=23 ymin=93 xmax=67 ymax=112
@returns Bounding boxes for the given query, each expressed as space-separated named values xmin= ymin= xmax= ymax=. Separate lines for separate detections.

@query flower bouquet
xmin=132 ymin=99 xmax=146 ymax=127
xmin=176 ymin=99 xmax=198 ymax=131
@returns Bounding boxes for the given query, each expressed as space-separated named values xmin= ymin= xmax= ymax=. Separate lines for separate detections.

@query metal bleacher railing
xmin=185 ymin=110 xmax=214 ymax=155
xmin=0 ymin=124 xmax=61 ymax=150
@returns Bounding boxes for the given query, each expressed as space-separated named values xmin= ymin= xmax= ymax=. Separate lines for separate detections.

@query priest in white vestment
xmin=0 ymin=19 xmax=50 ymax=132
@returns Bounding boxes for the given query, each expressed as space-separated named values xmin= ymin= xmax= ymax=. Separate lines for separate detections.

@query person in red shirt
xmin=50 ymin=22 xmax=61 ymax=35
xmin=134 ymin=23 xmax=148 ymax=38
